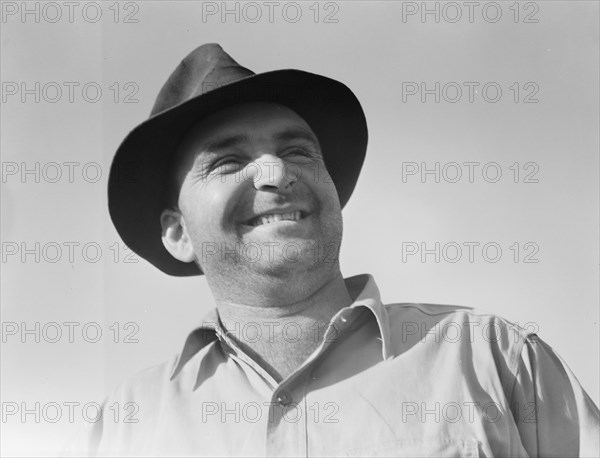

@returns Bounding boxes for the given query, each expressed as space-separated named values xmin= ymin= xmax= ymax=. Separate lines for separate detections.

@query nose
xmin=249 ymin=155 xmax=298 ymax=192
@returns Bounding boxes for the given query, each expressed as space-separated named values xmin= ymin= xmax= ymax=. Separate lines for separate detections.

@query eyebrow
xmin=273 ymin=128 xmax=320 ymax=146
xmin=203 ymin=134 xmax=248 ymax=153
xmin=201 ymin=127 xmax=320 ymax=155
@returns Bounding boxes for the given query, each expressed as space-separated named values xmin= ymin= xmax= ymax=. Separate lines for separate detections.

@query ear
xmin=160 ymin=208 xmax=196 ymax=263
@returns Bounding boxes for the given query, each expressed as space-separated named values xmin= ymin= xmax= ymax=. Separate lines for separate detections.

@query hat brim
xmin=108 ymin=70 xmax=368 ymax=276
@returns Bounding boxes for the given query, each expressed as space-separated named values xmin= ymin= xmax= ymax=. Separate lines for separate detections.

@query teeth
xmin=252 ymin=211 xmax=302 ymax=226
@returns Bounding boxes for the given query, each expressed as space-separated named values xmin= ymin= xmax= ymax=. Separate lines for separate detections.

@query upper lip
xmin=243 ymin=206 xmax=308 ymax=225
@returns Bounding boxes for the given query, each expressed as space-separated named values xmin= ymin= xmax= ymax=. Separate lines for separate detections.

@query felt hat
xmin=108 ymin=44 xmax=368 ymax=276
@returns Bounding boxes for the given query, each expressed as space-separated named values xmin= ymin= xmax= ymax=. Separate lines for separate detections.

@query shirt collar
xmin=344 ymin=273 xmax=392 ymax=360
xmin=169 ymin=309 xmax=220 ymax=380
xmin=170 ymin=273 xmax=391 ymax=380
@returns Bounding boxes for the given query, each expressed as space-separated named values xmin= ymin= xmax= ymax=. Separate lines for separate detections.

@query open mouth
xmin=247 ymin=210 xmax=305 ymax=227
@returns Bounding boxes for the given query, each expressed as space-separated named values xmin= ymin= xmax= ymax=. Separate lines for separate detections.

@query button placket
xmin=265 ymin=383 xmax=307 ymax=457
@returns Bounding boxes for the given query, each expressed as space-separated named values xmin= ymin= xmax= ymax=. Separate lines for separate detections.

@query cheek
xmin=316 ymin=170 xmax=342 ymax=210
xmin=316 ymin=167 xmax=344 ymax=229
xmin=180 ymin=180 xmax=243 ymax=238
xmin=302 ymin=162 xmax=338 ymax=199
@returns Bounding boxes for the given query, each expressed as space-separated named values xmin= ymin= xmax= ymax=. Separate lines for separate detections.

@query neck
xmin=213 ymin=269 xmax=353 ymax=380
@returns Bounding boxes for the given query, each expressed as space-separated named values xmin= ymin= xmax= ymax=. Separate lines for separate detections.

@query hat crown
xmin=151 ymin=43 xmax=254 ymax=116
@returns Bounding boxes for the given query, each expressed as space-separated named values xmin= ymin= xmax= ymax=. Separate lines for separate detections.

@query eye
xmin=211 ymin=156 xmax=243 ymax=172
xmin=281 ymin=147 xmax=316 ymax=160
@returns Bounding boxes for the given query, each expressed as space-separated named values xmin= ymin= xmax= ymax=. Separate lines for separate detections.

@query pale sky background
xmin=1 ymin=1 xmax=599 ymax=456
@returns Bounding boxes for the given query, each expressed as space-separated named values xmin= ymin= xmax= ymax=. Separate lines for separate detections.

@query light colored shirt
xmin=65 ymin=274 xmax=600 ymax=457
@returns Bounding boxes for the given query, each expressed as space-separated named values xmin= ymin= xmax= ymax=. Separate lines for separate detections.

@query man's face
xmin=170 ymin=102 xmax=344 ymax=281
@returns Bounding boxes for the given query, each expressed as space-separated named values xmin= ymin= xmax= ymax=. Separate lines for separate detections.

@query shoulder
xmin=62 ymin=354 xmax=182 ymax=457
xmin=102 ymin=353 xmax=180 ymax=407
xmin=105 ymin=331 xmax=223 ymax=405
xmin=385 ymin=302 xmax=531 ymax=339
xmin=382 ymin=302 xmax=534 ymax=371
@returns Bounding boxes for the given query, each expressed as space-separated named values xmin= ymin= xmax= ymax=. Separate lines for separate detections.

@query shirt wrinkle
xmin=508 ymin=334 xmax=537 ymax=403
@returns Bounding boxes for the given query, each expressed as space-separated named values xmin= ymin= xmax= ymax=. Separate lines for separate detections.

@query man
xmin=69 ymin=44 xmax=599 ymax=457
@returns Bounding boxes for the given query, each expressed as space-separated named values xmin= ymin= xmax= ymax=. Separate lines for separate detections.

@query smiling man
xmin=68 ymin=44 xmax=599 ymax=457
xmin=160 ymin=102 xmax=352 ymax=380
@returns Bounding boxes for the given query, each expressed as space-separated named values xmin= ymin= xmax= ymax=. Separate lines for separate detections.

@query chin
xmin=251 ymin=247 xmax=339 ymax=279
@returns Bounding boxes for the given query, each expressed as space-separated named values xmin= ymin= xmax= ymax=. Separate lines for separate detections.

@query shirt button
xmin=276 ymin=391 xmax=292 ymax=406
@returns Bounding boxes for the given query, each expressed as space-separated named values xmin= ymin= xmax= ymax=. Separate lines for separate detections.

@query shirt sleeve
xmin=510 ymin=334 xmax=600 ymax=457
